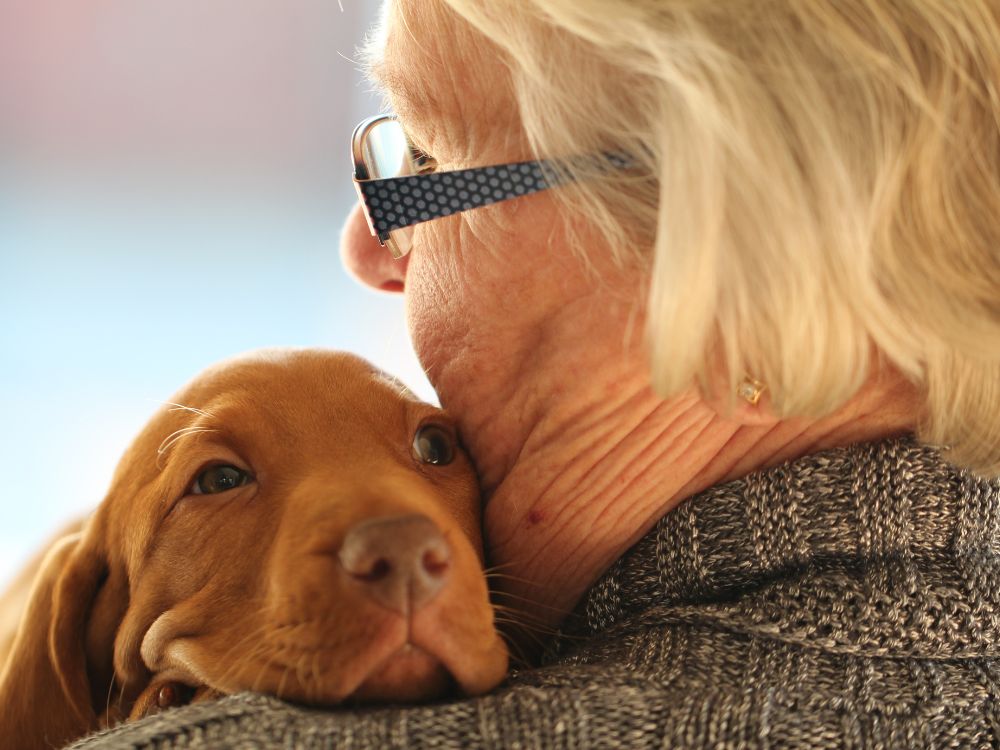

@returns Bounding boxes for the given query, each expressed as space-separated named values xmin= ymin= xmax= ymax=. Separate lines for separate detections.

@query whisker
xmin=492 ymin=611 xmax=562 ymax=635
xmin=115 ymin=678 xmax=128 ymax=717
xmin=484 ymin=572 xmax=546 ymax=587
xmin=156 ymin=426 xmax=216 ymax=457
xmin=497 ymin=621 xmax=572 ymax=642
xmin=482 ymin=562 xmax=518 ymax=575
xmin=103 ymin=669 xmax=120 ymax=726
xmin=497 ymin=619 xmax=551 ymax=653
xmin=494 ymin=630 xmax=531 ymax=668
xmin=250 ymin=641 xmax=276 ymax=695
xmin=491 ymin=589 xmax=570 ymax=615
xmin=493 ymin=607 xmax=588 ymax=644
xmin=213 ymin=625 xmax=270 ymax=690
xmin=163 ymin=402 xmax=213 ymax=419
xmin=294 ymin=651 xmax=310 ymax=699
xmin=154 ymin=426 xmax=218 ymax=471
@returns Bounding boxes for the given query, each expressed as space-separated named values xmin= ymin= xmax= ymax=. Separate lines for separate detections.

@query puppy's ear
xmin=0 ymin=520 xmax=129 ymax=750
xmin=50 ymin=519 xmax=130 ymax=727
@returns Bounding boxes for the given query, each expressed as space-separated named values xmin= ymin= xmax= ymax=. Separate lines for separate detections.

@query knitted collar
xmin=570 ymin=436 xmax=1000 ymax=659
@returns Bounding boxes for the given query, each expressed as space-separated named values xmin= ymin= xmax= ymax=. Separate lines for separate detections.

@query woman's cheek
xmin=403 ymin=197 xmax=571 ymax=378
xmin=403 ymin=221 xmax=476 ymax=366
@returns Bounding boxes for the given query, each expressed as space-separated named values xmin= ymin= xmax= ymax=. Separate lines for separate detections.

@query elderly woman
xmin=78 ymin=0 xmax=1000 ymax=748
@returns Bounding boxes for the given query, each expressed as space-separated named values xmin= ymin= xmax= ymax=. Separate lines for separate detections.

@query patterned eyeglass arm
xmin=355 ymin=160 xmax=560 ymax=242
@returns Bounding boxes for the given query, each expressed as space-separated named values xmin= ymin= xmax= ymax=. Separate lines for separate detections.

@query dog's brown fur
xmin=0 ymin=519 xmax=86 ymax=672
xmin=0 ymin=349 xmax=508 ymax=749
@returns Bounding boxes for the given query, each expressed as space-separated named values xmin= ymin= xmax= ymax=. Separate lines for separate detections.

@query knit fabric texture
xmin=70 ymin=436 xmax=1000 ymax=749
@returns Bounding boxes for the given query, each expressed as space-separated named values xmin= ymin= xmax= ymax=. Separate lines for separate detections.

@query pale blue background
xmin=0 ymin=1 xmax=430 ymax=584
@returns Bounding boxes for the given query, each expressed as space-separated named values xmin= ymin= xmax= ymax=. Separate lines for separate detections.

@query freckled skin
xmin=526 ymin=510 xmax=545 ymax=527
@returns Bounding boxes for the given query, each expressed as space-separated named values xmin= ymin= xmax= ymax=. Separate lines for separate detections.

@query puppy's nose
xmin=338 ymin=515 xmax=451 ymax=614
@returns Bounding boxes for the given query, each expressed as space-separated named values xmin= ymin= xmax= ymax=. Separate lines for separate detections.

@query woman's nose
xmin=340 ymin=202 xmax=409 ymax=293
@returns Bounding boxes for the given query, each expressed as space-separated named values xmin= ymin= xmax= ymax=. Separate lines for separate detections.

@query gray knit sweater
xmin=71 ymin=437 xmax=1000 ymax=749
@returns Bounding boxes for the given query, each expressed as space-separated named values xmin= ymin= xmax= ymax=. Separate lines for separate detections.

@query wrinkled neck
xmin=459 ymin=348 xmax=918 ymax=655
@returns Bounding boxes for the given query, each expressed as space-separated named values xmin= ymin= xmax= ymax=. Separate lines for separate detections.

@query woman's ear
xmin=700 ymin=380 xmax=781 ymax=426
xmin=697 ymin=343 xmax=781 ymax=427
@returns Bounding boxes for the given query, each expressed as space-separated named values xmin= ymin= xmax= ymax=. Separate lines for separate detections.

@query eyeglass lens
xmin=361 ymin=118 xmax=417 ymax=256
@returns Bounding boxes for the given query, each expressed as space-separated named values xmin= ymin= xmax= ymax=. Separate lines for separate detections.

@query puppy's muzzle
xmin=338 ymin=514 xmax=450 ymax=615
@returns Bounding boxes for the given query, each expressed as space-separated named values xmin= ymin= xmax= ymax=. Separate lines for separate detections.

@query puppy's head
xmin=57 ymin=349 xmax=508 ymax=720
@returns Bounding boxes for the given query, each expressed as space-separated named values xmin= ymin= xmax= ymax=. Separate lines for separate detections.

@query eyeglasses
xmin=351 ymin=114 xmax=575 ymax=259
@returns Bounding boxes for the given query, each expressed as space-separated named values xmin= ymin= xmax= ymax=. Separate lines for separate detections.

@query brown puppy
xmin=0 ymin=349 xmax=508 ymax=749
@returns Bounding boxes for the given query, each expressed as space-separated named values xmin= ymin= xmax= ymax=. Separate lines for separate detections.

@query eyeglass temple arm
xmin=355 ymin=159 xmax=560 ymax=239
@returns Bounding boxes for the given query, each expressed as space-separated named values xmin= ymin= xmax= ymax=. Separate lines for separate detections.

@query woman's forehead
xmin=375 ymin=1 xmax=467 ymax=104
xmin=372 ymin=0 xmax=519 ymax=158
xmin=376 ymin=5 xmax=454 ymax=72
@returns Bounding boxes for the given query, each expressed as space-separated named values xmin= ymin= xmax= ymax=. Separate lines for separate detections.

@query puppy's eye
xmin=412 ymin=424 xmax=455 ymax=466
xmin=190 ymin=465 xmax=252 ymax=495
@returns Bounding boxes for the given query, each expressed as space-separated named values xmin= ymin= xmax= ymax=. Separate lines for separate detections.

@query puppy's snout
xmin=338 ymin=515 xmax=451 ymax=614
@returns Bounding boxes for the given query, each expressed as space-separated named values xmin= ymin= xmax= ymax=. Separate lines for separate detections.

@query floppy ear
xmin=0 ymin=521 xmax=130 ymax=750
xmin=0 ymin=518 xmax=87 ymax=671
xmin=51 ymin=519 xmax=132 ymax=725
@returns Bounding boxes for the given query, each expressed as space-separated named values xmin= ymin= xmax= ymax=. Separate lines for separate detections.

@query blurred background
xmin=0 ymin=1 xmax=427 ymax=584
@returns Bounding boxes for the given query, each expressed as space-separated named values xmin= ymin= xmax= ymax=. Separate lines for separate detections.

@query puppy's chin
xmin=349 ymin=645 xmax=453 ymax=703
xmin=138 ymin=583 xmax=508 ymax=706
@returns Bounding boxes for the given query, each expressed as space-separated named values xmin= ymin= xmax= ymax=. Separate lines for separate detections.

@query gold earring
xmin=737 ymin=376 xmax=766 ymax=406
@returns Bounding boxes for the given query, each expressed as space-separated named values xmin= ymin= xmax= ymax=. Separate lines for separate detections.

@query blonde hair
xmin=438 ymin=0 xmax=1000 ymax=476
